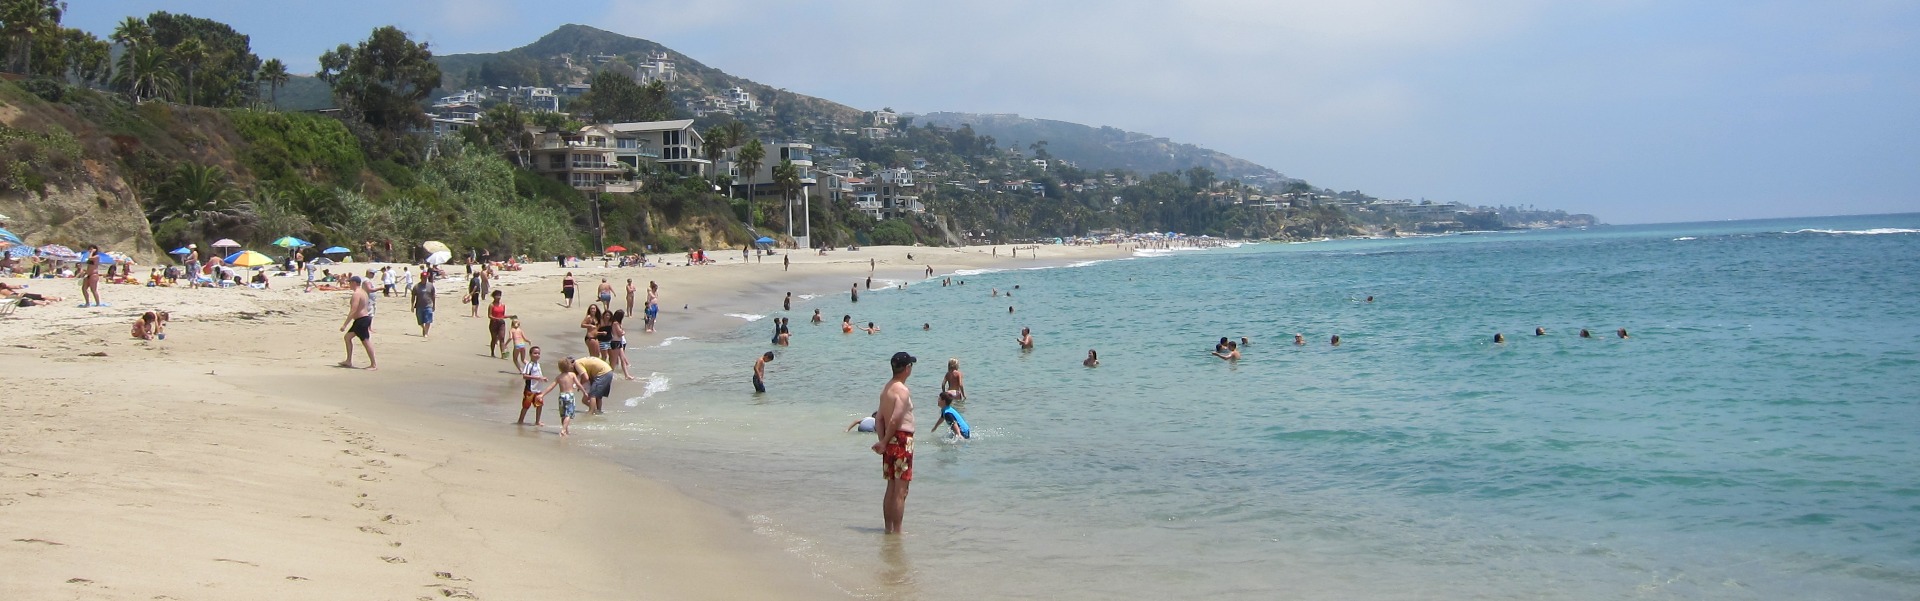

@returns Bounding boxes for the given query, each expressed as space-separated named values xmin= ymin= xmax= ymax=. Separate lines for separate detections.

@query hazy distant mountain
xmin=914 ymin=112 xmax=1287 ymax=184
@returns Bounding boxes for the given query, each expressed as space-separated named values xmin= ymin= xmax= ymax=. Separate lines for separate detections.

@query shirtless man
xmin=597 ymin=278 xmax=615 ymax=309
xmin=1213 ymin=340 xmax=1240 ymax=361
xmin=874 ymin=352 xmax=917 ymax=534
xmin=752 ymin=351 xmax=773 ymax=393
xmin=1016 ymin=327 xmax=1034 ymax=350
xmin=942 ymin=358 xmax=966 ymax=401
xmin=812 ymin=308 xmax=824 ymax=324
xmin=339 ymin=276 xmax=377 ymax=370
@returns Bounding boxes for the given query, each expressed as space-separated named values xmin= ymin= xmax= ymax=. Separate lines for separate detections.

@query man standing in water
xmin=339 ymin=276 xmax=377 ymax=370
xmin=874 ymin=352 xmax=917 ymax=534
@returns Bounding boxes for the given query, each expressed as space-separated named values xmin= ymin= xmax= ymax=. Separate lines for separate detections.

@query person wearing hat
xmin=873 ymin=351 xmax=918 ymax=534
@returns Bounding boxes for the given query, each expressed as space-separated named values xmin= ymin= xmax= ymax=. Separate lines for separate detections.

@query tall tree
xmin=318 ymin=26 xmax=440 ymax=140
xmin=257 ymin=58 xmax=288 ymax=109
xmin=0 ymin=0 xmax=62 ymax=75
xmin=109 ymin=16 xmax=147 ymax=49
xmin=574 ymin=70 xmax=672 ymax=123
xmin=172 ymin=37 xmax=203 ymax=105
xmin=772 ymin=159 xmax=801 ymax=236
xmin=145 ymin=12 xmax=260 ymax=108
xmin=701 ymin=125 xmax=728 ymax=187
xmin=735 ymin=138 xmax=764 ymax=224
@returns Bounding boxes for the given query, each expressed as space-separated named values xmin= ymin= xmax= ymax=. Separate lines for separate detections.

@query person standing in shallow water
xmin=851 ymin=283 xmax=860 ymax=303
xmin=874 ymin=352 xmax=917 ymax=534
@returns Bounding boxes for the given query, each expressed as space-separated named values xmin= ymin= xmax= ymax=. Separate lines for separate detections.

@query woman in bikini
xmin=580 ymin=305 xmax=604 ymax=359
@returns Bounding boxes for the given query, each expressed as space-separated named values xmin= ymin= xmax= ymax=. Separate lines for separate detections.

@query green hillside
xmin=915 ymin=112 xmax=1287 ymax=185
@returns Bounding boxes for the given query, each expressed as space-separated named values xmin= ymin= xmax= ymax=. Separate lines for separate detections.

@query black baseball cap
xmin=890 ymin=352 xmax=917 ymax=370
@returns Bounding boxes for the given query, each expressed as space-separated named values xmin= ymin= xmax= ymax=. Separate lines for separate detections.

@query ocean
xmin=572 ymin=214 xmax=1920 ymax=599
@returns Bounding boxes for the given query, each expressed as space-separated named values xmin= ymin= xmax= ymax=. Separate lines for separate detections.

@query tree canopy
xmin=572 ymin=69 xmax=671 ymax=123
xmin=319 ymin=26 xmax=440 ymax=135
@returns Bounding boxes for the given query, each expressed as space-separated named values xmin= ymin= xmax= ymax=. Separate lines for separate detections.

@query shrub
xmin=0 ymin=125 xmax=83 ymax=194
xmin=228 ymin=110 xmax=365 ymax=185
xmin=19 ymin=78 xmax=65 ymax=103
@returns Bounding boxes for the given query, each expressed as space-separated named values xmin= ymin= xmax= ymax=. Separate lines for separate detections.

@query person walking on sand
xmin=943 ymin=358 xmax=966 ymax=400
xmin=597 ymin=277 xmax=614 ymax=309
xmin=339 ymin=276 xmax=377 ymax=370
xmin=516 ymin=346 xmax=547 ymax=426
xmin=580 ymin=305 xmax=604 ymax=359
xmin=487 ymin=290 xmax=511 ymax=359
xmin=625 ymin=278 xmax=637 ymax=316
xmin=411 ymin=271 xmax=435 ymax=338
xmin=874 ymin=352 xmax=917 ymax=534
xmin=509 ymin=318 xmax=531 ymax=366
xmin=752 ymin=351 xmax=773 ymax=393
xmin=466 ymin=271 xmax=482 ymax=318
xmin=561 ymin=272 xmax=577 ymax=308
xmin=540 ymin=357 xmax=582 ymax=436
xmin=783 ymin=253 xmax=789 ymax=271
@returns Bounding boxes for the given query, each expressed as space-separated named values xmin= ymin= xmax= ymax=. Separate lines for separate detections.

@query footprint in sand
xmin=364 ymin=459 xmax=390 ymax=468
xmin=381 ymin=556 xmax=407 ymax=564
xmin=357 ymin=474 xmax=378 ymax=482
xmin=357 ymin=526 xmax=386 ymax=535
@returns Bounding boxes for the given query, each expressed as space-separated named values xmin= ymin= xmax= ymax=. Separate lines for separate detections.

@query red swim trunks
xmin=881 ymin=431 xmax=913 ymax=481
xmin=522 ymin=391 xmax=543 ymax=409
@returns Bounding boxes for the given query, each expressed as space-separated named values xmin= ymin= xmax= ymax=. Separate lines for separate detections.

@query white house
xmin=600 ymin=119 xmax=710 ymax=177
xmin=635 ymin=51 xmax=676 ymax=84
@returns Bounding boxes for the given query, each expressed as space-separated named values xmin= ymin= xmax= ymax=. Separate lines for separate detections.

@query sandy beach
xmin=0 ymin=243 xmax=1130 ymax=599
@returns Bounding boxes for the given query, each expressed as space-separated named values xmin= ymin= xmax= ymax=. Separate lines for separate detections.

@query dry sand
xmin=0 ymin=243 xmax=1131 ymax=599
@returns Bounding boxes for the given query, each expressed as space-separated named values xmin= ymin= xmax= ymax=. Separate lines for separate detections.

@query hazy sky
xmin=70 ymin=1 xmax=1919 ymax=223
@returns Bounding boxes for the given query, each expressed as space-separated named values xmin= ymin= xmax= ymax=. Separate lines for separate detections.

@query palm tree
xmin=0 ymin=0 xmax=61 ymax=74
xmin=721 ymin=121 xmax=748 ymax=154
xmin=109 ymin=16 xmax=148 ymax=50
xmin=112 ymin=44 xmax=175 ymax=103
xmin=257 ymin=58 xmax=289 ymax=110
xmin=772 ymin=159 xmax=801 ymax=238
xmin=174 ymin=37 xmax=205 ymax=106
xmin=735 ymin=138 xmax=765 ymax=224
xmin=149 ymin=164 xmax=241 ymax=225
xmin=701 ymin=125 xmax=728 ymax=188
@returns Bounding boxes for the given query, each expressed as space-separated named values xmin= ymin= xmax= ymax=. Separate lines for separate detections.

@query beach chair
xmin=0 ymin=297 xmax=17 ymax=317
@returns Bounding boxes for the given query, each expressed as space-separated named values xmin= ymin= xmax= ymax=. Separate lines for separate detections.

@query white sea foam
xmin=1673 ymin=237 xmax=1698 ymax=241
xmin=796 ymin=294 xmax=819 ymax=300
xmin=950 ymin=268 xmax=1007 ymax=276
xmin=657 ymin=336 xmax=691 ymax=347
xmin=1785 ymin=228 xmax=1920 ymax=236
xmin=726 ymin=313 xmax=767 ymax=321
xmin=622 ymin=372 xmax=671 ymax=407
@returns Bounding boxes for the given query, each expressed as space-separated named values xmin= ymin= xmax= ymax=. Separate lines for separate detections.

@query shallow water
xmin=576 ymin=214 xmax=1920 ymax=600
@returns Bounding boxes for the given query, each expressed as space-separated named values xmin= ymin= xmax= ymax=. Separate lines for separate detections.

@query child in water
xmin=933 ymin=391 xmax=971 ymax=439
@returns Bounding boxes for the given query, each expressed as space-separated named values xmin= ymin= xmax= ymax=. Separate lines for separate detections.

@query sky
xmin=68 ymin=1 xmax=1920 ymax=224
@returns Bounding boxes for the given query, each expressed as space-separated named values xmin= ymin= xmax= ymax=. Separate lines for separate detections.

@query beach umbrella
xmin=79 ymin=250 xmax=115 ymax=265
xmin=212 ymin=238 xmax=241 ymax=249
xmin=422 ymin=240 xmax=450 ymax=254
xmin=754 ymin=236 xmax=775 ymax=245
xmin=425 ymin=250 xmax=452 ymax=265
xmin=0 ymin=227 xmax=21 ymax=245
xmin=107 ymin=251 xmax=134 ymax=265
xmin=225 ymin=250 xmax=273 ymax=267
xmin=322 ymin=246 xmax=351 ymax=254
xmin=38 ymin=244 xmax=77 ymax=260
xmin=4 ymin=245 xmax=31 ymax=258
xmin=605 ymin=244 xmax=628 ymax=253
xmin=169 ymin=247 xmax=192 ymax=255
xmin=272 ymin=236 xmax=312 ymax=249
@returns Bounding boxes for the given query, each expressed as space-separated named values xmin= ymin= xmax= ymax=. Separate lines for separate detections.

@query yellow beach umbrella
xmin=422 ymin=240 xmax=450 ymax=254
xmin=225 ymin=250 xmax=274 ymax=267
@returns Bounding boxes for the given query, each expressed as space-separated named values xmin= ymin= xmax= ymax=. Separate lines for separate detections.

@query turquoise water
xmin=585 ymin=215 xmax=1920 ymax=600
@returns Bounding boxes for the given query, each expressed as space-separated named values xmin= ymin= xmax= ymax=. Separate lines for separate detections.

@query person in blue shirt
xmin=933 ymin=390 xmax=971 ymax=439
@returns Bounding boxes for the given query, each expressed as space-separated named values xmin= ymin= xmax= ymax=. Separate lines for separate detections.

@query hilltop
xmin=913 ymin=112 xmax=1287 ymax=185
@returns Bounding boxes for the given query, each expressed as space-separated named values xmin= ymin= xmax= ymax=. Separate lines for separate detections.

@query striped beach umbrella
xmin=225 ymin=250 xmax=274 ymax=267
xmin=0 ymin=227 xmax=22 ymax=245
xmin=272 ymin=236 xmax=313 ymax=249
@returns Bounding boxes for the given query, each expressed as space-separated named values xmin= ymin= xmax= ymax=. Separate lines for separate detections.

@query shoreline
xmin=0 ymin=243 xmax=1133 ymax=599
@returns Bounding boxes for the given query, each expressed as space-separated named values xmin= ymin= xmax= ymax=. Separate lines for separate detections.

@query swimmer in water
xmin=1535 ymin=327 xmax=1546 ymax=336
xmin=1617 ymin=328 xmax=1630 ymax=339
xmin=1330 ymin=334 xmax=1342 ymax=347
xmin=842 ymin=315 xmax=855 ymax=334
xmin=1215 ymin=337 xmax=1231 ymax=354
xmin=847 ymin=412 xmax=878 ymax=433
xmin=812 ymin=308 xmax=824 ymax=324
xmin=1213 ymin=341 xmax=1240 ymax=360
xmin=1494 ymin=333 xmax=1506 ymax=344
xmin=1009 ymin=306 xmax=1015 ymax=314
xmin=1016 ymin=327 xmax=1034 ymax=349
xmin=1083 ymin=349 xmax=1099 ymax=367
xmin=922 ymin=323 xmax=931 ymax=331
xmin=863 ymin=322 xmax=882 ymax=335
xmin=1293 ymin=333 xmax=1306 ymax=346
xmin=1240 ymin=336 xmax=1251 ymax=348
xmin=1580 ymin=329 xmax=1593 ymax=339
xmin=1366 ymin=296 xmax=1374 ymax=303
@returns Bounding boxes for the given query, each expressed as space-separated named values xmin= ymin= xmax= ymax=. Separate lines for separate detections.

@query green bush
xmin=0 ymin=125 xmax=83 ymax=194
xmin=368 ymin=159 xmax=417 ymax=188
xmin=19 ymin=78 xmax=65 ymax=103
xmin=228 ymin=110 xmax=365 ymax=185
xmin=870 ymin=219 xmax=916 ymax=246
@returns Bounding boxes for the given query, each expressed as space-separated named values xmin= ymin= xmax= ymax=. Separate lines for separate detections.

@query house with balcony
xmin=509 ymin=86 xmax=559 ymax=112
xmin=720 ymin=142 xmax=815 ymax=198
xmin=519 ymin=128 xmax=636 ymax=194
xmin=635 ymin=51 xmax=676 ymax=84
xmin=859 ymin=167 xmax=922 ymax=220
xmin=601 ymin=120 xmax=710 ymax=177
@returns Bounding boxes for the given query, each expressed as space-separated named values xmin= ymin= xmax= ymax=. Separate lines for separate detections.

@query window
xmin=548 ymin=154 xmax=564 ymax=170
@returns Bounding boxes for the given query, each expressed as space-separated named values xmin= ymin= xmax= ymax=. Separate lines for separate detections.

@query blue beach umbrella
xmin=4 ymin=245 xmax=32 ymax=258
xmin=272 ymin=236 xmax=312 ymax=249
xmin=169 ymin=247 xmax=192 ymax=255
xmin=755 ymin=236 xmax=775 ymax=245
xmin=79 ymin=250 xmax=116 ymax=265
xmin=322 ymin=246 xmax=351 ymax=254
xmin=0 ymin=227 xmax=22 ymax=245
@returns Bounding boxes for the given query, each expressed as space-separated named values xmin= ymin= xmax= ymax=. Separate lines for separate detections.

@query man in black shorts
xmin=339 ymin=275 xmax=377 ymax=370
